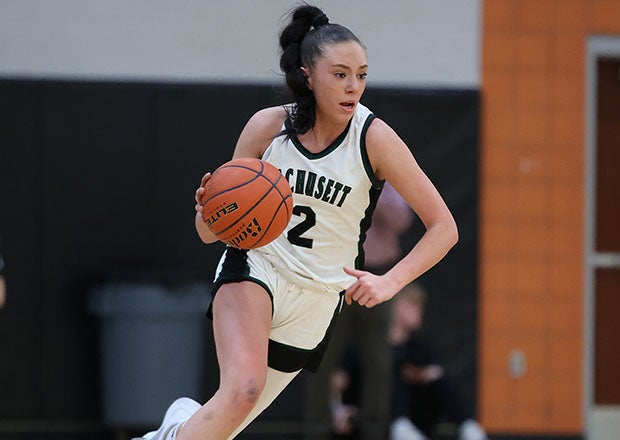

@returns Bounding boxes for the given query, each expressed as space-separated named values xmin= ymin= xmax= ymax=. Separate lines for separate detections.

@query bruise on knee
xmin=242 ymin=377 xmax=263 ymax=405
xmin=245 ymin=384 xmax=260 ymax=404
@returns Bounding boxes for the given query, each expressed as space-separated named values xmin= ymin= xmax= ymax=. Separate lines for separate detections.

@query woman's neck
xmin=297 ymin=126 xmax=338 ymax=153
xmin=298 ymin=111 xmax=350 ymax=152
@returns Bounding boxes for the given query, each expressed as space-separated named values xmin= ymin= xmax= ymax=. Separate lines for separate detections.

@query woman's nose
xmin=346 ymin=78 xmax=360 ymax=93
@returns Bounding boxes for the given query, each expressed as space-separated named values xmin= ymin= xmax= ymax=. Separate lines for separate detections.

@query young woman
xmin=136 ymin=5 xmax=457 ymax=440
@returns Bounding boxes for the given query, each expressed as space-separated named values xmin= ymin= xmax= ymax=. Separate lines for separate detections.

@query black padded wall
xmin=364 ymin=88 xmax=480 ymax=412
xmin=0 ymin=79 xmax=478 ymax=433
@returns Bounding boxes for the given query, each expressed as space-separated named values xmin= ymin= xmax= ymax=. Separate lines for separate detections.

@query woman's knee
xmin=221 ymin=370 xmax=267 ymax=415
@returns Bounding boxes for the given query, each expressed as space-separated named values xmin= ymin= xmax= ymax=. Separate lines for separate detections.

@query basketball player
xmin=135 ymin=5 xmax=458 ymax=440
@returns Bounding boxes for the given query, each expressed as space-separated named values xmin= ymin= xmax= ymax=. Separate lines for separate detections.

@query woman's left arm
xmin=344 ymin=118 xmax=458 ymax=307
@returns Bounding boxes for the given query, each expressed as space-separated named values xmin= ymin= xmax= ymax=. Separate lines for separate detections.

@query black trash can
xmin=89 ymin=281 xmax=210 ymax=428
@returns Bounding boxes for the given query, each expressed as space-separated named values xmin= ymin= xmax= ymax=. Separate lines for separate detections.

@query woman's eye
xmin=335 ymin=72 xmax=346 ymax=78
xmin=358 ymin=73 xmax=368 ymax=80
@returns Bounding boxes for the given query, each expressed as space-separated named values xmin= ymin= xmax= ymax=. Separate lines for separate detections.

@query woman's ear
xmin=300 ymin=66 xmax=312 ymax=89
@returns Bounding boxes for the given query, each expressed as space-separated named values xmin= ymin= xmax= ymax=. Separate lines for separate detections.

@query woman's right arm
xmin=194 ymin=106 xmax=287 ymax=244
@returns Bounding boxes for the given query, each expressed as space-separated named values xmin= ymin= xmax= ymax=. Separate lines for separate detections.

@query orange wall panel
xmin=516 ymin=34 xmax=553 ymax=70
xmin=549 ymin=145 xmax=583 ymax=184
xmin=551 ymin=185 xmax=584 ymax=226
xmin=516 ymin=72 xmax=552 ymax=108
xmin=512 ymin=298 xmax=548 ymax=334
xmin=480 ymin=259 xmax=516 ymax=296
xmin=552 ymin=109 xmax=585 ymax=146
xmin=485 ymin=0 xmax=518 ymax=31
xmin=481 ymin=336 xmax=514 ymax=374
xmin=550 ymin=262 xmax=583 ymax=296
xmin=482 ymin=183 xmax=518 ymax=220
xmin=553 ymin=35 xmax=585 ymax=72
xmin=590 ymin=1 xmax=620 ymax=33
xmin=484 ymin=33 xmax=519 ymax=69
xmin=552 ymin=71 xmax=584 ymax=110
xmin=554 ymin=0 xmax=588 ymax=31
xmin=480 ymin=0 xmax=620 ymax=434
xmin=515 ymin=223 xmax=552 ymax=256
xmin=482 ymin=103 xmax=519 ymax=146
xmin=481 ymin=145 xmax=517 ymax=181
xmin=516 ymin=108 xmax=552 ymax=145
xmin=484 ymin=223 xmax=516 ymax=256
xmin=549 ymin=299 xmax=583 ymax=337
xmin=514 ymin=185 xmax=549 ymax=223
xmin=551 ymin=226 xmax=584 ymax=261
xmin=518 ymin=0 xmax=555 ymax=30
xmin=481 ymin=297 xmax=514 ymax=334
xmin=484 ymin=70 xmax=516 ymax=104
xmin=513 ymin=258 xmax=548 ymax=298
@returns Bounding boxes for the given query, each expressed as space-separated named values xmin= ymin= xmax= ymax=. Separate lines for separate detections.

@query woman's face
xmin=395 ymin=298 xmax=424 ymax=331
xmin=303 ymin=41 xmax=368 ymax=125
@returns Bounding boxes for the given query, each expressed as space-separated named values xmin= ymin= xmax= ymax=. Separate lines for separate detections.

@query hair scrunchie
xmin=312 ymin=13 xmax=329 ymax=28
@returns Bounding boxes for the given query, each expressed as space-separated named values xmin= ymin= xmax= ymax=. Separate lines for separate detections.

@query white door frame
xmin=584 ymin=35 xmax=620 ymax=440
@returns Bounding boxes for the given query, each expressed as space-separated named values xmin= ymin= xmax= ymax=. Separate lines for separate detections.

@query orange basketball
xmin=200 ymin=158 xmax=293 ymax=249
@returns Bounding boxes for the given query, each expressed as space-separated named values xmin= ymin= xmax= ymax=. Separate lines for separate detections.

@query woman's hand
xmin=329 ymin=369 xmax=356 ymax=434
xmin=194 ymin=172 xmax=211 ymax=213
xmin=331 ymin=403 xmax=358 ymax=434
xmin=194 ymin=172 xmax=219 ymax=244
xmin=401 ymin=363 xmax=444 ymax=384
xmin=343 ymin=267 xmax=399 ymax=307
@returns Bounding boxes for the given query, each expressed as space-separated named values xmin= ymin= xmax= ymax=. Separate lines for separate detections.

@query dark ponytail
xmin=278 ymin=5 xmax=362 ymax=138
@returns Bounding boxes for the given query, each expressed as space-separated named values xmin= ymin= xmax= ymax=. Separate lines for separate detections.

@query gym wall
xmin=479 ymin=1 xmax=620 ymax=437
xmin=0 ymin=1 xmax=481 ymax=437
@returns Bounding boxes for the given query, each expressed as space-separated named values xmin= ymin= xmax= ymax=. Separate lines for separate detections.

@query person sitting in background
xmin=310 ymin=181 xmax=415 ymax=440
xmin=330 ymin=283 xmax=488 ymax=440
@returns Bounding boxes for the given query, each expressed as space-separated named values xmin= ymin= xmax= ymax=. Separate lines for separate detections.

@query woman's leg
xmin=177 ymin=281 xmax=273 ymax=440
xmin=229 ymin=366 xmax=300 ymax=439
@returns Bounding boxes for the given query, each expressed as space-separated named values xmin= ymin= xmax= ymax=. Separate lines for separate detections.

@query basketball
xmin=200 ymin=158 xmax=293 ymax=249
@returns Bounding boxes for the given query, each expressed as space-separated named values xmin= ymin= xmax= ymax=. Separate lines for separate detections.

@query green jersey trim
xmin=289 ymin=118 xmax=353 ymax=159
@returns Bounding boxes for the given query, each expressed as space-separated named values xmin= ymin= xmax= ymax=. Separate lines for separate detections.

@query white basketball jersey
xmin=257 ymin=103 xmax=383 ymax=294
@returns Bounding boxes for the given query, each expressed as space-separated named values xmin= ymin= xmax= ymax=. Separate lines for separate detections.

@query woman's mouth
xmin=340 ymin=101 xmax=356 ymax=110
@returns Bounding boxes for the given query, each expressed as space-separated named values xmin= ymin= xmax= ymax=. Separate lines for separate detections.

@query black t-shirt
xmin=393 ymin=334 xmax=437 ymax=369
xmin=339 ymin=333 xmax=438 ymax=408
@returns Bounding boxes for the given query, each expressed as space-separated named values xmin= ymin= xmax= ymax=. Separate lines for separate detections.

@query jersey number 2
xmin=287 ymin=205 xmax=315 ymax=248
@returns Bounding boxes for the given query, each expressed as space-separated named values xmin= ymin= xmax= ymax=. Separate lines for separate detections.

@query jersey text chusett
xmin=283 ymin=168 xmax=352 ymax=207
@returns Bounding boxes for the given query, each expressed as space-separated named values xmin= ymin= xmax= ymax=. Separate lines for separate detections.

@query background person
xmin=329 ymin=283 xmax=487 ymax=440
xmin=307 ymin=182 xmax=414 ymax=439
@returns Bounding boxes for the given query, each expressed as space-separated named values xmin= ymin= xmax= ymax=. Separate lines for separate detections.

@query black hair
xmin=278 ymin=5 xmax=363 ymax=138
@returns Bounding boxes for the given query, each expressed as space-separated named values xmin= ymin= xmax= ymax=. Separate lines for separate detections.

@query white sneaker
xmin=459 ymin=419 xmax=488 ymax=440
xmin=390 ymin=416 xmax=428 ymax=440
xmin=132 ymin=397 xmax=201 ymax=440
